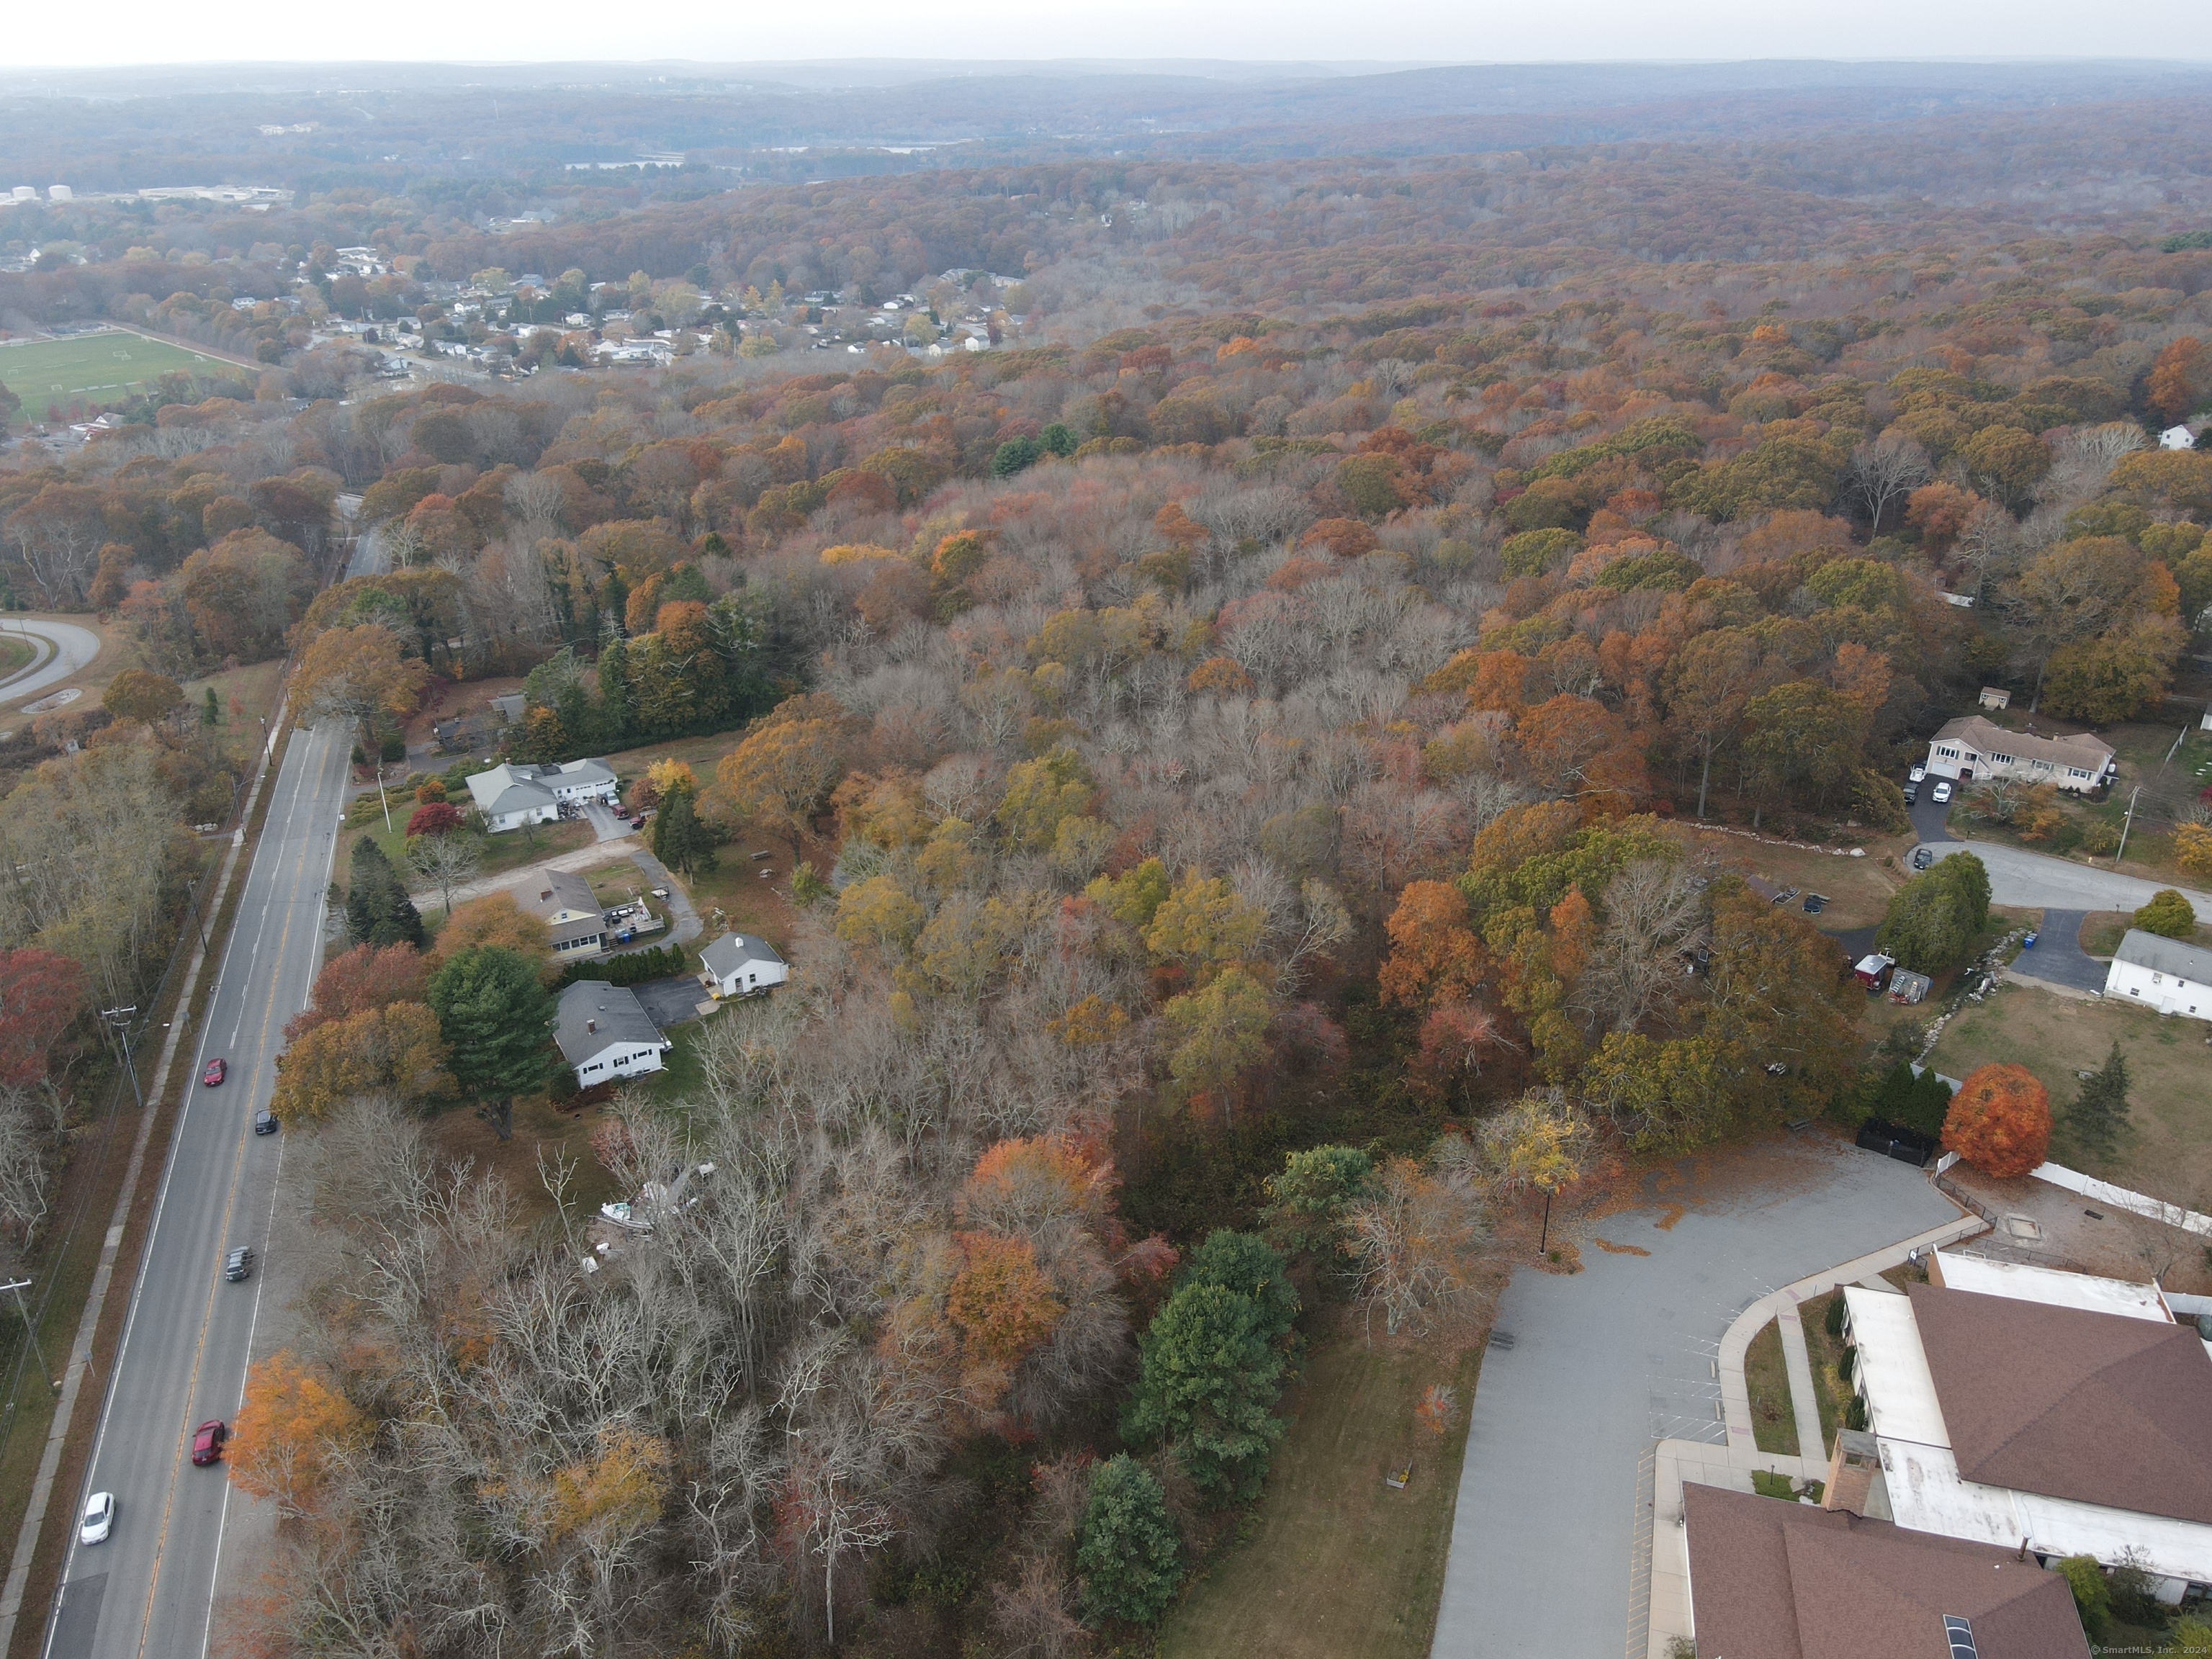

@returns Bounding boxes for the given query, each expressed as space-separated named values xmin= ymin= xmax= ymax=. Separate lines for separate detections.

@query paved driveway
xmin=0 ymin=619 xmax=102 ymax=708
xmin=2010 ymin=908 xmax=2108 ymax=992
xmin=1431 ymin=1138 xmax=1959 ymax=1659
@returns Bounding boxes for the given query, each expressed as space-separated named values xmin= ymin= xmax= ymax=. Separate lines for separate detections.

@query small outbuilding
xmin=554 ymin=981 xmax=672 ymax=1085
xmin=1886 ymin=967 xmax=1933 ymax=1005
xmin=2161 ymin=423 xmax=2198 ymax=450
xmin=699 ymin=932 xmax=789 ymax=999
xmin=1977 ymin=685 xmax=2011 ymax=711
xmin=1853 ymin=953 xmax=1896 ymax=991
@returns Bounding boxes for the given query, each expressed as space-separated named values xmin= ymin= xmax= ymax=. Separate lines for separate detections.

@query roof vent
xmin=1943 ymin=1616 xmax=1978 ymax=1659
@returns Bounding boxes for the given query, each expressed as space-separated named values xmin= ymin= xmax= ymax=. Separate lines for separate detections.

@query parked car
xmin=223 ymin=1246 xmax=254 ymax=1282
xmin=1932 ymin=781 xmax=1953 ymax=803
xmin=79 ymin=1491 xmax=114 ymax=1545
xmin=253 ymin=1109 xmax=278 ymax=1136
xmin=202 ymin=1058 xmax=226 ymax=1087
xmin=1908 ymin=765 xmax=1927 ymax=783
xmin=1903 ymin=783 xmax=1918 ymax=804
xmin=1912 ymin=847 xmax=1935 ymax=870
xmin=192 ymin=1421 xmax=227 ymax=1466
xmin=1802 ymin=894 xmax=1827 ymax=914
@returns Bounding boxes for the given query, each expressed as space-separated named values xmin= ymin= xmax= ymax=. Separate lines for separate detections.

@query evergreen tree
xmin=2068 ymin=1040 xmax=2131 ymax=1163
xmin=426 ymin=945 xmax=554 ymax=1141
xmin=202 ymin=685 xmax=220 ymax=725
xmin=1075 ymin=1455 xmax=1183 ymax=1624
xmin=1875 ymin=853 xmax=1990 ymax=974
xmin=1177 ymin=1231 xmax=1299 ymax=1344
xmin=346 ymin=837 xmax=424 ymax=949
xmin=1121 ymin=1282 xmax=1285 ymax=1501
xmin=652 ymin=781 xmax=716 ymax=876
xmin=595 ymin=635 xmax=634 ymax=747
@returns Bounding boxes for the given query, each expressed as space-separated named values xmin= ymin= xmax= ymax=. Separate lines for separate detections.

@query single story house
xmin=1682 ymin=1483 xmax=2088 ymax=1659
xmin=1923 ymin=715 xmax=2115 ymax=794
xmin=464 ymin=759 xmax=619 ymax=832
xmin=554 ymin=981 xmax=671 ymax=1085
xmin=699 ymin=932 xmax=789 ymax=999
xmin=2161 ymin=424 xmax=2198 ymax=450
xmin=1841 ymin=1251 xmax=2212 ymax=1605
xmin=523 ymin=871 xmax=607 ymax=958
xmin=2104 ymin=928 xmax=2212 ymax=1025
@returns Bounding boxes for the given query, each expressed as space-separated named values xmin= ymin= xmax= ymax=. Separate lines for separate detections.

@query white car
xmin=1932 ymin=781 xmax=1953 ymax=803
xmin=1908 ymin=765 xmax=1926 ymax=783
xmin=78 ymin=1491 xmax=114 ymax=1545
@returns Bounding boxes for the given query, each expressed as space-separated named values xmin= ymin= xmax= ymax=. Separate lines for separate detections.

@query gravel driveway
xmin=1430 ymin=1138 xmax=1959 ymax=1659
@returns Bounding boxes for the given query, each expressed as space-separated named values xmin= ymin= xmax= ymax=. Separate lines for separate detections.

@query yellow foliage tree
xmin=835 ymin=873 xmax=926 ymax=951
xmin=270 ymin=1002 xmax=454 ymax=1123
xmin=1144 ymin=869 xmax=1265 ymax=981
xmin=429 ymin=891 xmax=554 ymax=975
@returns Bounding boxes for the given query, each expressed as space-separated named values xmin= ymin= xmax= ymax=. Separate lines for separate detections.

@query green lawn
xmin=1744 ymin=1319 xmax=1799 ymax=1458
xmin=0 ymin=331 xmax=235 ymax=404
xmin=1799 ymin=1292 xmax=1851 ymax=1460
xmin=1925 ymin=986 xmax=2212 ymax=1210
xmin=342 ymin=814 xmax=597 ymax=903
xmin=1157 ymin=1323 xmax=1478 ymax=1659
xmin=0 ymin=635 xmax=35 ymax=682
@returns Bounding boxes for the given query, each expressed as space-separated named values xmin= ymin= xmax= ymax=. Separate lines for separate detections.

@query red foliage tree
xmin=282 ymin=943 xmax=427 ymax=1043
xmin=1941 ymin=1063 xmax=2051 ymax=1178
xmin=405 ymin=801 xmax=464 ymax=839
xmin=0 ymin=948 xmax=89 ymax=1087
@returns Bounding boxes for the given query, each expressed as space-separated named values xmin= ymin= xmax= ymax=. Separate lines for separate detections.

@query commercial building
xmin=1840 ymin=1251 xmax=2212 ymax=1606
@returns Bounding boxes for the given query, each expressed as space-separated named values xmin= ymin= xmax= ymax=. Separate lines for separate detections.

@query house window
xmin=2154 ymin=974 xmax=2164 ymax=984
xmin=2069 ymin=768 xmax=2088 ymax=778
xmin=1991 ymin=752 xmax=2015 ymax=765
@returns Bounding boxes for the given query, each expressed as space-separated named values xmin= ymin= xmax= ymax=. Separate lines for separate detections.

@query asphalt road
xmin=1913 ymin=837 xmax=2212 ymax=914
xmin=0 ymin=621 xmax=102 ymax=709
xmin=1430 ymin=1140 xmax=1958 ymax=1659
xmin=43 ymin=721 xmax=351 ymax=1659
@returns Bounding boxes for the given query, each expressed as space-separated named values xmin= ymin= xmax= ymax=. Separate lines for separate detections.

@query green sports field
xmin=0 ymin=331 xmax=234 ymax=405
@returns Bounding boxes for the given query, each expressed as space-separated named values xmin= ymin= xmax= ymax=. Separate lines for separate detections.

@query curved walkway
xmin=0 ymin=619 xmax=101 ymax=707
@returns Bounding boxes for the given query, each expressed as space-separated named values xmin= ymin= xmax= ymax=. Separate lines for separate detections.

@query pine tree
xmin=652 ymin=781 xmax=716 ymax=877
xmin=1075 ymin=1455 xmax=1183 ymax=1624
xmin=202 ymin=685 xmax=220 ymax=725
xmin=426 ymin=945 xmax=554 ymax=1141
xmin=2068 ymin=1041 xmax=2131 ymax=1164
xmin=595 ymin=635 xmax=634 ymax=747
xmin=346 ymin=837 xmax=424 ymax=949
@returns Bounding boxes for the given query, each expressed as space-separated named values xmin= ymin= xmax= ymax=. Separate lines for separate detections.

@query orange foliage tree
xmin=228 ymin=1350 xmax=366 ymax=1515
xmin=1941 ymin=1063 xmax=2051 ymax=1178
xmin=1377 ymin=880 xmax=1488 ymax=1008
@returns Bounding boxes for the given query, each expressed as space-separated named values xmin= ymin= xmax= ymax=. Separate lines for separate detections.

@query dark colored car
xmin=192 ymin=1420 xmax=227 ymax=1466
xmin=202 ymin=1058 xmax=227 ymax=1087
xmin=223 ymin=1246 xmax=253 ymax=1282
xmin=253 ymin=1109 xmax=278 ymax=1136
xmin=1902 ymin=783 xmax=1918 ymax=804
xmin=1912 ymin=847 xmax=1935 ymax=871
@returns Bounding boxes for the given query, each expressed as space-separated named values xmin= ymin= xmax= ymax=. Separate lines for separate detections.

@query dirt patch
xmin=423 ymin=1094 xmax=621 ymax=1223
xmin=1653 ymin=1202 xmax=1688 ymax=1231
xmin=1942 ymin=1164 xmax=2212 ymax=1295
xmin=1591 ymin=1237 xmax=1650 ymax=1256
xmin=1669 ymin=822 xmax=1908 ymax=931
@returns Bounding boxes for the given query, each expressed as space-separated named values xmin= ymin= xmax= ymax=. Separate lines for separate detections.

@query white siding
xmin=2103 ymin=957 xmax=2212 ymax=1023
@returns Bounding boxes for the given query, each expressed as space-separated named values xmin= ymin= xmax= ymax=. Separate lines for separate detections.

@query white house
xmin=554 ymin=982 xmax=670 ymax=1085
xmin=2162 ymin=424 xmax=2198 ymax=450
xmin=1840 ymin=1253 xmax=2212 ymax=1605
xmin=1924 ymin=715 xmax=2115 ymax=794
xmin=698 ymin=932 xmax=788 ymax=999
xmin=2104 ymin=928 xmax=2212 ymax=1025
xmin=523 ymin=871 xmax=607 ymax=959
xmin=464 ymin=759 xmax=619 ymax=832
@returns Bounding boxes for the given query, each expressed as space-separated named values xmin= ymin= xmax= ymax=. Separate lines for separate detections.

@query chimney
xmin=1823 ymin=1427 xmax=1880 ymax=1516
xmin=540 ymin=888 xmax=554 ymax=902
xmin=585 ymin=1018 xmax=596 ymax=1033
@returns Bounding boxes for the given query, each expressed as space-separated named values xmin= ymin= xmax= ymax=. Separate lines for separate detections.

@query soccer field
xmin=0 ymin=331 xmax=235 ymax=404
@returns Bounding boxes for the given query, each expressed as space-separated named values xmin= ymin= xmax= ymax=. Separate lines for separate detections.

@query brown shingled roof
xmin=1908 ymin=1282 xmax=2212 ymax=1524
xmin=1684 ymin=1483 xmax=2089 ymax=1659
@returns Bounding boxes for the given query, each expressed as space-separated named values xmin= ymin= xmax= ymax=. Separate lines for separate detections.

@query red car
xmin=191 ymin=1420 xmax=226 ymax=1466
xmin=202 ymin=1058 xmax=226 ymax=1087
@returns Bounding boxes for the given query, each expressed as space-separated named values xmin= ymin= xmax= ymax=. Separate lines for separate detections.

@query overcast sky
xmin=15 ymin=0 xmax=2212 ymax=71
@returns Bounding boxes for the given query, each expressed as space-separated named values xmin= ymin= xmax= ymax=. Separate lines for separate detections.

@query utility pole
xmin=377 ymin=757 xmax=393 ymax=835
xmin=97 ymin=1006 xmax=144 ymax=1114
xmin=2116 ymin=786 xmax=2145 ymax=864
xmin=0 ymin=1279 xmax=53 ymax=1390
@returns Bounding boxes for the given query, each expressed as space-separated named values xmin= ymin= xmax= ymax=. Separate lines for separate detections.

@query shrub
xmin=2058 ymin=1555 xmax=2110 ymax=1633
xmin=1823 ymin=1295 xmax=1845 ymax=1339
xmin=1875 ymin=853 xmax=1991 ymax=974
xmin=556 ymin=943 xmax=687 ymax=989
xmin=1074 ymin=1455 xmax=1183 ymax=1624
xmin=2134 ymin=889 xmax=2196 ymax=939
xmin=1941 ymin=1063 xmax=2052 ymax=1178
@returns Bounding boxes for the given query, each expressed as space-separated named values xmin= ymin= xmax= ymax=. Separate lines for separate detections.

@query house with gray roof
xmin=2105 ymin=927 xmax=2212 ymax=1025
xmin=523 ymin=870 xmax=607 ymax=959
xmin=1924 ymin=715 xmax=2115 ymax=794
xmin=698 ymin=932 xmax=789 ymax=999
xmin=464 ymin=759 xmax=620 ymax=832
xmin=554 ymin=982 xmax=671 ymax=1085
